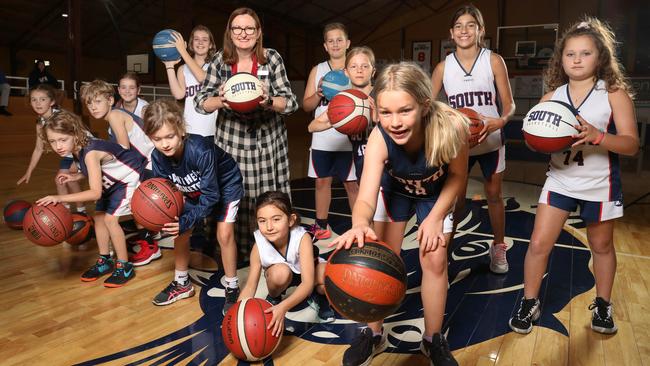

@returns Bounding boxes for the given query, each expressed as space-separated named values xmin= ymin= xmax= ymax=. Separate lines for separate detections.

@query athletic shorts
xmin=216 ymin=199 xmax=240 ymax=223
xmin=308 ymin=149 xmax=356 ymax=181
xmin=468 ymin=145 xmax=505 ymax=179
xmin=539 ymin=189 xmax=623 ymax=223
xmin=96 ymin=181 xmax=138 ymax=217
xmin=377 ymin=189 xmax=454 ymax=233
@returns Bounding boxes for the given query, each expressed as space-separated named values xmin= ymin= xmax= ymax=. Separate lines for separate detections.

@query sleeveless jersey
xmin=108 ymin=108 xmax=155 ymax=170
xmin=544 ymin=80 xmax=621 ymax=202
xmin=442 ymin=48 xmax=502 ymax=156
xmin=310 ymin=61 xmax=352 ymax=151
xmin=77 ymin=138 xmax=145 ymax=192
xmin=349 ymin=89 xmax=375 ymax=180
xmin=378 ymin=125 xmax=448 ymax=200
xmin=183 ymin=63 xmax=217 ymax=137
xmin=115 ymin=98 xmax=148 ymax=119
xmin=255 ymin=226 xmax=313 ymax=274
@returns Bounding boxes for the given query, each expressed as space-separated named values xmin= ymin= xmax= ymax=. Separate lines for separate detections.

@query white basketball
xmin=522 ymin=100 xmax=580 ymax=153
xmin=223 ymin=73 xmax=264 ymax=113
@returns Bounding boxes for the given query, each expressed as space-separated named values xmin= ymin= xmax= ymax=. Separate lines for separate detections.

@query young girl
xmin=143 ymin=99 xmax=243 ymax=313
xmin=239 ymin=191 xmax=334 ymax=337
xmin=509 ymin=17 xmax=638 ymax=335
xmin=164 ymin=25 xmax=218 ymax=138
xmin=431 ymin=4 xmax=515 ymax=274
xmin=36 ymin=110 xmax=146 ymax=287
xmin=115 ymin=72 xmax=149 ymax=119
xmin=332 ymin=62 xmax=468 ymax=366
xmin=303 ymin=22 xmax=358 ymax=240
xmin=17 ymin=84 xmax=85 ymax=213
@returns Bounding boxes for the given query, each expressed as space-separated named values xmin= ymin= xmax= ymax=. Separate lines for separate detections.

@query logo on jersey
xmin=169 ymin=171 xmax=201 ymax=194
xmin=448 ymin=91 xmax=493 ymax=109
xmin=388 ymin=166 xmax=445 ymax=196
xmin=185 ymin=83 xmax=202 ymax=98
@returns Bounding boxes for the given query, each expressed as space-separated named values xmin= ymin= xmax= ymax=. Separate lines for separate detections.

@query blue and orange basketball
xmin=324 ymin=238 xmax=407 ymax=322
xmin=321 ymin=70 xmax=351 ymax=101
xmin=4 ymin=199 xmax=32 ymax=230
xmin=221 ymin=298 xmax=282 ymax=361
xmin=130 ymin=178 xmax=184 ymax=232
xmin=22 ymin=204 xmax=73 ymax=246
xmin=66 ymin=212 xmax=94 ymax=246
xmin=152 ymin=29 xmax=181 ymax=62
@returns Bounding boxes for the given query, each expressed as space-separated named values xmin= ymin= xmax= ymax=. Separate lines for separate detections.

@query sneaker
xmin=588 ymin=297 xmax=617 ymax=334
xmin=223 ymin=286 xmax=240 ymax=315
xmin=129 ymin=239 xmax=162 ymax=266
xmin=420 ymin=333 xmax=458 ymax=366
xmin=342 ymin=327 xmax=388 ymax=366
xmin=307 ymin=293 xmax=335 ymax=323
xmin=265 ymin=294 xmax=282 ymax=306
xmin=152 ymin=281 xmax=195 ymax=306
xmin=0 ymin=107 xmax=12 ymax=116
xmin=509 ymin=297 xmax=541 ymax=334
xmin=80 ymin=256 xmax=114 ymax=282
xmin=307 ymin=223 xmax=331 ymax=240
xmin=489 ymin=242 xmax=509 ymax=274
xmin=104 ymin=261 xmax=135 ymax=288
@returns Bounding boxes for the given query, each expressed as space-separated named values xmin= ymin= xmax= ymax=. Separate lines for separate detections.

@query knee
xmin=315 ymin=178 xmax=330 ymax=189
xmin=484 ymin=184 xmax=502 ymax=203
xmin=216 ymin=225 xmax=235 ymax=246
xmin=421 ymin=251 xmax=448 ymax=276
xmin=528 ymin=237 xmax=552 ymax=257
xmin=590 ymin=239 xmax=614 ymax=256
xmin=344 ymin=181 xmax=359 ymax=193
xmin=266 ymin=265 xmax=292 ymax=288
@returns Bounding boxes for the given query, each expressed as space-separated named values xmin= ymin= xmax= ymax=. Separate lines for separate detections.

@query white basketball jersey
xmin=254 ymin=226 xmax=309 ymax=274
xmin=311 ymin=61 xmax=352 ymax=151
xmin=109 ymin=109 xmax=155 ymax=170
xmin=116 ymin=98 xmax=148 ymax=119
xmin=543 ymin=80 xmax=621 ymax=202
xmin=443 ymin=48 xmax=502 ymax=156
xmin=183 ymin=64 xmax=217 ymax=136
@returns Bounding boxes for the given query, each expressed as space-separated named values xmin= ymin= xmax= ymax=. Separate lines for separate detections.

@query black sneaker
xmin=104 ymin=261 xmax=135 ymax=288
xmin=509 ymin=297 xmax=541 ymax=334
xmin=307 ymin=293 xmax=335 ymax=323
xmin=223 ymin=286 xmax=240 ymax=315
xmin=0 ymin=107 xmax=12 ymax=116
xmin=420 ymin=333 xmax=458 ymax=366
xmin=342 ymin=327 xmax=387 ymax=366
xmin=80 ymin=256 xmax=114 ymax=282
xmin=152 ymin=281 xmax=195 ymax=305
xmin=588 ymin=297 xmax=617 ymax=334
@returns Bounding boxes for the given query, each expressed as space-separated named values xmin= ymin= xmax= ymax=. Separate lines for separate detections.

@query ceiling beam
xmin=10 ymin=0 xmax=66 ymax=50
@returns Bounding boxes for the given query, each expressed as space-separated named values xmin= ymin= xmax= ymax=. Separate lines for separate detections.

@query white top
xmin=116 ymin=98 xmax=149 ymax=119
xmin=183 ymin=63 xmax=217 ymax=137
xmin=254 ymin=226 xmax=324 ymax=274
xmin=443 ymin=48 xmax=502 ymax=156
xmin=310 ymin=61 xmax=352 ymax=151
xmin=109 ymin=109 xmax=155 ymax=170
xmin=543 ymin=79 xmax=622 ymax=202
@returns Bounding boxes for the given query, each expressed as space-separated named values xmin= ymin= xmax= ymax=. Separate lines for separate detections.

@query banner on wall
xmin=412 ymin=41 xmax=432 ymax=74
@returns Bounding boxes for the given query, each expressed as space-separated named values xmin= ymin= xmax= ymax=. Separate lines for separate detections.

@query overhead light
xmin=62 ymin=13 xmax=68 ymax=17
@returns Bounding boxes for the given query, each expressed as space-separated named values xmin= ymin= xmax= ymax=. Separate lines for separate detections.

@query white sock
xmin=175 ymin=270 xmax=189 ymax=285
xmin=76 ymin=206 xmax=86 ymax=213
xmin=224 ymin=276 xmax=239 ymax=289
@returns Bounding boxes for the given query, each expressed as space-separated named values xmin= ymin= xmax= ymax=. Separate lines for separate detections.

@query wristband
xmin=593 ymin=131 xmax=606 ymax=145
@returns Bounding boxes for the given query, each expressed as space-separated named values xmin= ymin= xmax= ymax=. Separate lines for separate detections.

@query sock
xmin=175 ymin=270 xmax=189 ymax=285
xmin=224 ymin=276 xmax=239 ymax=289
xmin=99 ymin=253 xmax=111 ymax=261
xmin=76 ymin=206 xmax=86 ymax=213
xmin=423 ymin=335 xmax=432 ymax=342
xmin=316 ymin=218 xmax=328 ymax=229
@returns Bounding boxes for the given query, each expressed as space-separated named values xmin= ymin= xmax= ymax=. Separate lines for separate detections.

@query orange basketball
xmin=324 ymin=238 xmax=407 ymax=323
xmin=66 ymin=213 xmax=94 ymax=245
xmin=221 ymin=298 xmax=282 ymax=361
xmin=130 ymin=178 xmax=184 ymax=232
xmin=22 ymin=204 xmax=73 ymax=246
xmin=327 ymin=89 xmax=372 ymax=135
xmin=457 ymin=107 xmax=484 ymax=148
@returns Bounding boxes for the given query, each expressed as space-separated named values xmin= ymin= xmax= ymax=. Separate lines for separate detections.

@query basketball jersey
xmin=108 ymin=108 xmax=155 ymax=170
xmin=183 ymin=64 xmax=217 ymax=137
xmin=255 ymin=226 xmax=312 ymax=274
xmin=442 ymin=48 xmax=502 ymax=156
xmin=76 ymin=138 xmax=145 ymax=194
xmin=378 ymin=125 xmax=448 ymax=200
xmin=544 ymin=80 xmax=621 ymax=202
xmin=115 ymin=98 xmax=148 ymax=119
xmin=311 ymin=61 xmax=352 ymax=151
xmin=151 ymin=134 xmax=243 ymax=233
xmin=349 ymin=89 xmax=375 ymax=180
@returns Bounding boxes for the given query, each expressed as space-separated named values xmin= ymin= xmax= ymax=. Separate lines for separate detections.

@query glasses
xmin=231 ymin=26 xmax=257 ymax=35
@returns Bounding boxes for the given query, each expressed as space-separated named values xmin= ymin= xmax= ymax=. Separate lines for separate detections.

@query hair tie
xmin=577 ymin=21 xmax=590 ymax=29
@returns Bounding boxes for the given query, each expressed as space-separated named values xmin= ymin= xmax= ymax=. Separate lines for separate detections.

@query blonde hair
xmin=80 ymin=79 xmax=114 ymax=104
xmin=143 ymin=98 xmax=186 ymax=138
xmin=544 ymin=16 xmax=632 ymax=96
xmin=40 ymin=109 xmax=90 ymax=152
xmin=345 ymin=46 xmax=376 ymax=69
xmin=374 ymin=62 xmax=467 ymax=167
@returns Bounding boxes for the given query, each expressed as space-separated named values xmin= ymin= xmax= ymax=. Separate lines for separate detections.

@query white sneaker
xmin=489 ymin=243 xmax=509 ymax=274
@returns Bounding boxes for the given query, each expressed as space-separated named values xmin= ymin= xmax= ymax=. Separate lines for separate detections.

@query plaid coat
xmin=195 ymin=48 xmax=298 ymax=253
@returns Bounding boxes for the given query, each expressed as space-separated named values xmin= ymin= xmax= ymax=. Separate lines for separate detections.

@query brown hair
xmin=323 ymin=22 xmax=348 ymax=41
xmin=450 ymin=4 xmax=486 ymax=48
xmin=118 ymin=72 xmax=141 ymax=88
xmin=255 ymin=191 xmax=300 ymax=229
xmin=222 ymin=7 xmax=267 ymax=65
xmin=188 ymin=25 xmax=217 ymax=61
xmin=40 ymin=109 xmax=90 ymax=152
xmin=80 ymin=79 xmax=114 ymax=104
xmin=142 ymin=98 xmax=186 ymax=137
xmin=29 ymin=84 xmax=58 ymax=108
xmin=544 ymin=16 xmax=632 ymax=96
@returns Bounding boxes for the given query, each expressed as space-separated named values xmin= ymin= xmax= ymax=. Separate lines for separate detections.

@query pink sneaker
xmin=489 ymin=242 xmax=509 ymax=274
xmin=129 ymin=239 xmax=162 ymax=266
xmin=307 ymin=223 xmax=331 ymax=240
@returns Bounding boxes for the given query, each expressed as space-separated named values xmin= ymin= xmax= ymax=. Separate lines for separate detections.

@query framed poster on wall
xmin=412 ymin=41 xmax=432 ymax=73
xmin=440 ymin=39 xmax=455 ymax=61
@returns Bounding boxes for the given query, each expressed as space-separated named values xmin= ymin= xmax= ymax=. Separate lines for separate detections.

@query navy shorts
xmin=468 ymin=145 xmax=505 ymax=179
xmin=539 ymin=190 xmax=623 ymax=223
xmin=378 ymin=190 xmax=454 ymax=232
xmin=308 ymin=149 xmax=356 ymax=181
xmin=95 ymin=182 xmax=135 ymax=217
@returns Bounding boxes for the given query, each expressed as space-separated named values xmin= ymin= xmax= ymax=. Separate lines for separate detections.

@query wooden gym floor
xmin=1 ymin=100 xmax=650 ymax=365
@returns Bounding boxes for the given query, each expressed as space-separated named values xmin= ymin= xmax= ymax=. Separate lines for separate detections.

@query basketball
xmin=223 ymin=73 xmax=264 ymax=113
xmin=327 ymin=89 xmax=372 ymax=135
xmin=221 ymin=298 xmax=282 ymax=361
xmin=130 ymin=178 xmax=184 ymax=232
xmin=523 ymin=100 xmax=580 ymax=153
xmin=324 ymin=238 xmax=407 ymax=323
xmin=66 ymin=213 xmax=94 ymax=246
xmin=457 ymin=108 xmax=484 ymax=148
xmin=321 ymin=70 xmax=351 ymax=101
xmin=4 ymin=199 xmax=31 ymax=230
xmin=22 ymin=204 xmax=73 ymax=246
xmin=152 ymin=29 xmax=181 ymax=62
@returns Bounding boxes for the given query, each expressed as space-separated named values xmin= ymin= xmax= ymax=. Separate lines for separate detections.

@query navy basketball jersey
xmin=378 ymin=125 xmax=448 ymax=199
xmin=348 ymin=89 xmax=375 ymax=180
xmin=108 ymin=108 xmax=155 ymax=169
xmin=77 ymin=138 xmax=145 ymax=192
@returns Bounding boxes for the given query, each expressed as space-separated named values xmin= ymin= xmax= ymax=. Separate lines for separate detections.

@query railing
xmin=6 ymin=76 xmax=65 ymax=94
xmin=73 ymin=80 xmax=173 ymax=101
